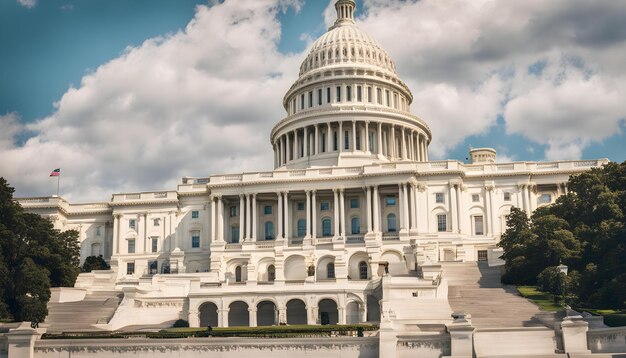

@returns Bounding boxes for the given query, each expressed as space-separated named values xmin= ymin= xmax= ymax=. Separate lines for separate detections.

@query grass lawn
xmin=575 ymin=308 xmax=626 ymax=327
xmin=517 ymin=286 xmax=563 ymax=311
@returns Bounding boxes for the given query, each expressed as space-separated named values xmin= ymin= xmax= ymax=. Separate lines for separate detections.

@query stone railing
xmin=225 ymin=243 xmax=242 ymax=251
xmin=587 ymin=326 xmax=626 ymax=353
xmin=112 ymin=191 xmax=177 ymax=203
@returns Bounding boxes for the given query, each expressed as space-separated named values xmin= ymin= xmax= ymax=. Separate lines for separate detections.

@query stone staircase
xmin=441 ymin=261 xmax=544 ymax=328
xmin=45 ymin=290 xmax=123 ymax=333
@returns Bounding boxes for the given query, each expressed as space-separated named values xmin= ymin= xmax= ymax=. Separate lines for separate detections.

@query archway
xmin=346 ymin=301 xmax=360 ymax=324
xmin=381 ymin=251 xmax=407 ymax=276
xmin=199 ymin=302 xmax=218 ymax=327
xmin=366 ymin=295 xmax=380 ymax=322
xmin=257 ymin=301 xmax=277 ymax=326
xmin=228 ymin=301 xmax=249 ymax=327
xmin=286 ymin=299 xmax=307 ymax=325
xmin=318 ymin=299 xmax=338 ymax=325
xmin=284 ymin=255 xmax=307 ymax=281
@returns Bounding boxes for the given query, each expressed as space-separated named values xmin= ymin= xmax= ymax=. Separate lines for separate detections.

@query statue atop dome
xmin=330 ymin=0 xmax=356 ymax=29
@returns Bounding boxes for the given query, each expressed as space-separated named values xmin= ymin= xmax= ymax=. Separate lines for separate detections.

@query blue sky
xmin=1 ymin=0 xmax=625 ymax=201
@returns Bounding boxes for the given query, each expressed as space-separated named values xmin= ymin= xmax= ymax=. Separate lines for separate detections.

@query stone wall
xmin=588 ymin=327 xmax=626 ymax=354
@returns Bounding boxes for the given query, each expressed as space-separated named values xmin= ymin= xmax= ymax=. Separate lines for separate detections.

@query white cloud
xmin=0 ymin=113 xmax=23 ymax=149
xmin=17 ymin=0 xmax=36 ymax=9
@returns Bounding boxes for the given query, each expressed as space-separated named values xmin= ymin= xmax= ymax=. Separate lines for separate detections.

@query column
xmin=377 ymin=122 xmax=383 ymax=156
xmin=284 ymin=191 xmax=290 ymax=239
xmin=252 ymin=193 xmax=257 ymax=241
xmin=219 ymin=309 xmax=228 ymax=327
xmin=217 ymin=196 xmax=224 ymax=241
xmin=390 ymin=124 xmax=396 ymax=158
xmin=449 ymin=184 xmax=456 ymax=232
xmin=455 ymin=185 xmax=462 ymax=234
xmin=286 ymin=133 xmax=291 ymax=162
xmin=424 ymin=139 xmax=429 ymax=161
xmin=239 ymin=194 xmax=245 ymax=242
xmin=398 ymin=184 xmax=405 ymax=230
xmin=249 ymin=308 xmax=257 ymax=327
xmin=488 ymin=187 xmax=495 ymax=236
xmin=143 ymin=213 xmax=148 ymax=253
xmin=294 ymin=130 xmax=299 ymax=159
xmin=520 ymin=185 xmax=528 ymax=213
xmin=352 ymin=120 xmax=357 ymax=152
xmin=339 ymin=188 xmax=346 ymax=237
xmin=416 ymin=135 xmax=422 ymax=161
xmin=333 ymin=189 xmax=340 ymax=237
xmin=366 ymin=186 xmax=373 ymax=233
xmin=365 ymin=121 xmax=370 ymax=153
xmin=338 ymin=307 xmax=346 ymax=324
xmin=327 ymin=122 xmax=332 ymax=152
xmin=277 ymin=192 xmax=283 ymax=239
xmin=245 ymin=194 xmax=251 ymax=240
xmin=338 ymin=121 xmax=343 ymax=153
xmin=528 ymin=184 xmax=535 ymax=213
xmin=401 ymin=127 xmax=407 ymax=159
xmin=408 ymin=132 xmax=413 ymax=160
xmin=305 ymin=190 xmax=311 ymax=238
xmin=210 ymin=198 xmax=216 ymax=242
xmin=312 ymin=190 xmax=317 ymax=239
xmin=315 ymin=124 xmax=320 ymax=155
xmin=410 ymin=184 xmax=417 ymax=232
xmin=113 ymin=214 xmax=120 ymax=254
xmin=403 ymin=183 xmax=410 ymax=231
xmin=304 ymin=127 xmax=309 ymax=158
xmin=373 ymin=186 xmax=380 ymax=233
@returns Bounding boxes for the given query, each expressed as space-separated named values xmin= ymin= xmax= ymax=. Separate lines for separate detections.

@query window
xmin=368 ymin=131 xmax=375 ymax=152
xmin=351 ymin=217 xmax=360 ymax=234
xmin=367 ymin=87 xmax=372 ymax=103
xmin=358 ymin=261 xmax=368 ymax=280
xmin=336 ymin=86 xmax=341 ymax=102
xmin=127 ymin=239 xmax=135 ymax=254
xmin=350 ymin=198 xmax=359 ymax=208
xmin=308 ymin=91 xmax=313 ymax=108
xmin=472 ymin=194 xmax=480 ymax=202
xmin=322 ymin=218 xmax=332 ymax=237
xmin=191 ymin=210 xmax=199 ymax=219
xmin=231 ymin=226 xmax=240 ymax=243
xmin=333 ymin=131 xmax=338 ymax=151
xmin=129 ymin=219 xmax=136 ymax=230
xmin=377 ymin=88 xmax=382 ymax=104
xmin=126 ymin=262 xmax=135 ymax=275
xmin=539 ymin=194 xmax=552 ymax=204
xmin=230 ymin=206 xmax=238 ymax=217
xmin=322 ymin=133 xmax=326 ymax=152
xmin=265 ymin=221 xmax=274 ymax=240
xmin=300 ymin=93 xmax=305 ymax=109
xmin=504 ymin=192 xmax=511 ymax=201
xmin=318 ymin=88 xmax=322 ymax=106
xmin=394 ymin=93 xmax=398 ymax=108
xmin=435 ymin=193 xmax=445 ymax=204
xmin=437 ymin=214 xmax=447 ymax=232
xmin=474 ymin=216 xmax=484 ymax=236
xmin=268 ymin=265 xmax=276 ymax=282
xmin=153 ymin=218 xmax=160 ymax=226
xmin=292 ymin=98 xmax=296 ymax=114
xmin=321 ymin=202 xmax=330 ymax=211
xmin=151 ymin=238 xmax=158 ymax=253
xmin=148 ymin=260 xmax=158 ymax=275
xmin=387 ymin=214 xmax=397 ymax=232
xmin=95 ymin=226 xmax=101 ymax=236
xmin=385 ymin=196 xmax=396 ymax=206
xmin=386 ymin=90 xmax=390 ymax=106
xmin=356 ymin=86 xmax=362 ymax=101
xmin=326 ymin=87 xmax=331 ymax=103
xmin=191 ymin=231 xmax=200 ymax=248
xmin=235 ymin=266 xmax=242 ymax=282
xmin=356 ymin=129 xmax=361 ymax=150
xmin=297 ymin=202 xmax=305 ymax=211
xmin=344 ymin=130 xmax=349 ymax=150
xmin=477 ymin=250 xmax=488 ymax=262
xmin=297 ymin=219 xmax=306 ymax=238
xmin=346 ymin=86 xmax=352 ymax=101
xmin=327 ymin=263 xmax=335 ymax=279
xmin=264 ymin=205 xmax=272 ymax=215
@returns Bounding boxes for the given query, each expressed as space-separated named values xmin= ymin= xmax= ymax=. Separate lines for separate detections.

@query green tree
xmin=82 ymin=255 xmax=110 ymax=272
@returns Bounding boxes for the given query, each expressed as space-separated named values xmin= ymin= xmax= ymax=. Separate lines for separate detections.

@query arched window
xmin=387 ymin=214 xmax=397 ymax=233
xmin=235 ymin=266 xmax=242 ymax=283
xmin=268 ymin=265 xmax=276 ymax=282
xmin=322 ymin=218 xmax=332 ymax=237
xmin=351 ymin=217 xmax=360 ymax=235
xmin=265 ymin=221 xmax=274 ymax=240
xmin=327 ymin=263 xmax=335 ymax=279
xmin=297 ymin=219 xmax=306 ymax=238
xmin=358 ymin=261 xmax=368 ymax=280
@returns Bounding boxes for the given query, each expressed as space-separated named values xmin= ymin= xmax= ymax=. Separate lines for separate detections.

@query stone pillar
xmin=377 ymin=122 xmax=383 ymax=155
xmin=286 ymin=133 xmax=291 ymax=162
xmin=339 ymin=188 xmax=346 ymax=238
xmin=277 ymin=192 xmax=283 ymax=239
xmin=284 ymin=191 xmax=290 ymax=240
xmin=520 ymin=184 xmax=528 ymax=214
xmin=315 ymin=124 xmax=320 ymax=155
xmin=281 ymin=135 xmax=286 ymax=164
xmin=401 ymin=127 xmax=407 ymax=159
xmin=188 ymin=309 xmax=199 ymax=328
xmin=312 ymin=190 xmax=317 ymax=240
xmin=339 ymin=121 xmax=343 ymax=153
xmin=373 ymin=186 xmax=380 ymax=233
xmin=252 ymin=193 xmax=257 ymax=241
xmin=455 ymin=184 xmax=462 ymax=234
xmin=352 ymin=120 xmax=357 ymax=152
xmin=245 ymin=194 xmax=251 ymax=240
xmin=303 ymin=126 xmax=309 ymax=158
xmin=390 ymin=124 xmax=396 ymax=158
xmin=561 ymin=315 xmax=591 ymax=354
xmin=410 ymin=183 xmax=417 ymax=232
xmin=239 ymin=194 xmax=245 ymax=242
xmin=113 ymin=214 xmax=120 ymax=254
xmin=338 ymin=307 xmax=346 ymax=324
xmin=449 ymin=184 xmax=457 ymax=232
xmin=403 ymin=183 xmax=410 ymax=233
xmin=210 ymin=198 xmax=216 ymax=242
xmin=333 ymin=189 xmax=340 ymax=237
xmin=307 ymin=305 xmax=317 ymax=325
xmin=249 ymin=308 xmax=257 ymax=327
xmin=528 ymin=184 xmax=535 ymax=213
xmin=294 ymin=129 xmax=299 ymax=159
xmin=217 ymin=195 xmax=224 ymax=241
xmin=365 ymin=121 xmax=370 ymax=153
xmin=305 ymin=190 xmax=311 ymax=239
xmin=446 ymin=313 xmax=475 ymax=358
xmin=398 ymin=184 xmax=405 ymax=230
xmin=327 ymin=122 xmax=332 ymax=152
xmin=218 ymin=309 xmax=228 ymax=327
xmin=6 ymin=322 xmax=41 ymax=358
xmin=142 ymin=213 xmax=148 ymax=253
xmin=366 ymin=186 xmax=373 ymax=233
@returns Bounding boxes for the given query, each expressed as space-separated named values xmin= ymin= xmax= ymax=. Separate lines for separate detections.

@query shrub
xmin=172 ymin=319 xmax=189 ymax=328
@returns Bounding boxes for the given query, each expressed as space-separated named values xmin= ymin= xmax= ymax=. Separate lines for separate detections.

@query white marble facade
xmin=19 ymin=0 xmax=608 ymax=329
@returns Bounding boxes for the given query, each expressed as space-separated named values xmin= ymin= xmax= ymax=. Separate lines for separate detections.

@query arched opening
xmin=284 ymin=255 xmax=307 ymax=281
xmin=327 ymin=263 xmax=335 ymax=279
xmin=351 ymin=217 xmax=360 ymax=234
xmin=346 ymin=301 xmax=360 ymax=324
xmin=381 ymin=251 xmax=408 ymax=276
xmin=228 ymin=301 xmax=249 ymax=327
xmin=366 ymin=295 xmax=380 ymax=323
xmin=359 ymin=261 xmax=368 ymax=280
xmin=387 ymin=213 xmax=397 ymax=232
xmin=199 ymin=302 xmax=218 ymax=328
xmin=264 ymin=221 xmax=274 ymax=240
xmin=297 ymin=219 xmax=306 ymax=238
xmin=318 ymin=299 xmax=338 ymax=325
xmin=322 ymin=218 xmax=332 ymax=237
xmin=267 ymin=265 xmax=276 ymax=282
xmin=256 ymin=301 xmax=277 ymax=326
xmin=235 ymin=266 xmax=242 ymax=282
xmin=286 ymin=299 xmax=307 ymax=325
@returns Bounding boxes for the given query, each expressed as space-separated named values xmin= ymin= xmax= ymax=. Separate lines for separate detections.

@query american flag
xmin=49 ymin=168 xmax=60 ymax=177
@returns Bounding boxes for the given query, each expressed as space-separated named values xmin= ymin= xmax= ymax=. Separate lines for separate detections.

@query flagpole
xmin=57 ymin=174 xmax=60 ymax=197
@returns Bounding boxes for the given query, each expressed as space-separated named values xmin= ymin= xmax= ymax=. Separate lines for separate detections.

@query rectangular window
xmin=367 ymin=87 xmax=372 ymax=103
xmin=350 ymin=198 xmax=359 ymax=208
xmin=264 ymin=205 xmax=272 ymax=215
xmin=377 ymin=88 xmax=382 ymax=104
xmin=153 ymin=218 xmax=160 ymax=226
xmin=368 ymin=131 xmax=375 ymax=152
xmin=504 ymin=192 xmax=511 ymax=201
xmin=191 ymin=210 xmax=199 ymax=219
xmin=386 ymin=197 xmax=396 ymax=206
xmin=126 ymin=262 xmax=135 ymax=275
xmin=230 ymin=206 xmax=238 ymax=217
xmin=326 ymin=87 xmax=331 ymax=103
xmin=336 ymin=86 xmax=341 ymax=102
xmin=191 ymin=231 xmax=200 ymax=248
xmin=95 ymin=226 xmax=101 ymax=236
xmin=435 ymin=193 xmax=445 ymax=204
xmin=333 ymin=131 xmax=338 ymax=151
xmin=356 ymin=129 xmax=361 ymax=150
xmin=346 ymin=86 xmax=352 ymax=101
xmin=357 ymin=86 xmax=362 ymax=101
xmin=539 ymin=194 xmax=552 ymax=204
xmin=344 ymin=131 xmax=349 ymax=150
xmin=318 ymin=88 xmax=322 ymax=106
xmin=477 ymin=250 xmax=488 ymax=261
xmin=300 ymin=94 xmax=305 ymax=110
xmin=474 ymin=216 xmax=484 ymax=236
xmin=127 ymin=239 xmax=135 ymax=254
xmin=321 ymin=202 xmax=330 ymax=211
xmin=472 ymin=194 xmax=479 ymax=202
xmin=386 ymin=90 xmax=390 ymax=106
xmin=129 ymin=219 xmax=136 ymax=230
xmin=394 ymin=93 xmax=398 ymax=108
xmin=297 ymin=202 xmax=305 ymax=211
xmin=437 ymin=214 xmax=447 ymax=232
xmin=151 ymin=238 xmax=158 ymax=253
xmin=308 ymin=91 xmax=313 ymax=108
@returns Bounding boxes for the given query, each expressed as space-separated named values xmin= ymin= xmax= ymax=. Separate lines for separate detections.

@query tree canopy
xmin=499 ymin=161 xmax=626 ymax=309
xmin=0 ymin=178 xmax=80 ymax=324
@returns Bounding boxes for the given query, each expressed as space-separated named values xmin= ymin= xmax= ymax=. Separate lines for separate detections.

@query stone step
xmin=45 ymin=291 xmax=123 ymax=333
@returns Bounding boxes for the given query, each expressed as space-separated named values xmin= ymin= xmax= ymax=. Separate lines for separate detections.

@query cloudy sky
xmin=1 ymin=0 xmax=625 ymax=202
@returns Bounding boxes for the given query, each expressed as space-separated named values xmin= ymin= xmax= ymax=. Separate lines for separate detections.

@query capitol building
xmin=19 ymin=0 xmax=608 ymax=333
